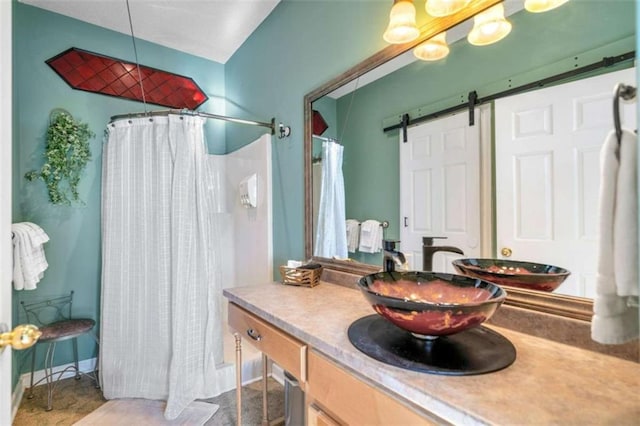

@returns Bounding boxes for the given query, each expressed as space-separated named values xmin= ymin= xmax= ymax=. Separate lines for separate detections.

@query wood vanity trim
xmin=228 ymin=302 xmax=307 ymax=383
xmin=307 ymin=404 xmax=341 ymax=426
xmin=306 ymin=350 xmax=446 ymax=425
xmin=503 ymin=286 xmax=593 ymax=321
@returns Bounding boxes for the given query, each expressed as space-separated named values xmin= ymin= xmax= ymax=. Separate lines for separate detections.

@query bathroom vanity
xmin=224 ymin=282 xmax=639 ymax=425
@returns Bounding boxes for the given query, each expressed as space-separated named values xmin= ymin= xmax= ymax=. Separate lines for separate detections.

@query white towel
xmin=12 ymin=222 xmax=50 ymax=290
xmin=346 ymin=219 xmax=360 ymax=253
xmin=591 ymin=129 xmax=639 ymax=344
xmin=358 ymin=219 xmax=382 ymax=253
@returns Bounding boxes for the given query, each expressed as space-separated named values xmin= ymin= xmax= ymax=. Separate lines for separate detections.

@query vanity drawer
xmin=228 ymin=303 xmax=307 ymax=383
xmin=306 ymin=350 xmax=443 ymax=425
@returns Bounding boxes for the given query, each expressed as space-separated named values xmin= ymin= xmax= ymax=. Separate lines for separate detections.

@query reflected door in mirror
xmin=400 ymin=108 xmax=483 ymax=271
xmin=495 ymin=67 xmax=637 ymax=298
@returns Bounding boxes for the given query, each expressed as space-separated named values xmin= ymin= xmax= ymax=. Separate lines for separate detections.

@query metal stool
xmin=20 ymin=291 xmax=99 ymax=411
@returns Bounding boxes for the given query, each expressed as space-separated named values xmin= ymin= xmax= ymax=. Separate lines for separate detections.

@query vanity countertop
xmin=223 ymin=282 xmax=639 ymax=425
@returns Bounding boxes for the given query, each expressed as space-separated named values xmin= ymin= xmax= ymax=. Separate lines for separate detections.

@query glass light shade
xmin=426 ymin=0 xmax=472 ymax=17
xmin=414 ymin=32 xmax=450 ymax=61
xmin=467 ymin=3 xmax=512 ymax=46
xmin=524 ymin=0 xmax=570 ymax=13
xmin=383 ymin=0 xmax=420 ymax=44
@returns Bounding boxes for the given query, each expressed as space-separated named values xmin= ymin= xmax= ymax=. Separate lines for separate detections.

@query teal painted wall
xmin=334 ymin=1 xmax=636 ymax=265
xmin=11 ymin=2 xmax=225 ymax=386
xmin=225 ymin=0 xmax=390 ymax=269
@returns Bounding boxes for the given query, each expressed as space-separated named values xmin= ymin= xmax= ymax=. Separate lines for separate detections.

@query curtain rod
xmin=110 ymin=109 xmax=275 ymax=135
xmin=312 ymin=134 xmax=339 ymax=143
xmin=383 ymin=51 xmax=636 ymax=134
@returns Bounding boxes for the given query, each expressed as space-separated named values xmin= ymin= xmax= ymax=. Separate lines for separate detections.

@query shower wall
xmin=208 ymin=133 xmax=273 ymax=391
xmin=209 ymin=132 xmax=273 ymax=297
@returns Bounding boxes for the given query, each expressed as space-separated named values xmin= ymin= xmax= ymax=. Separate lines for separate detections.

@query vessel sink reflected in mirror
xmin=357 ymin=271 xmax=507 ymax=340
xmin=452 ymin=259 xmax=571 ymax=293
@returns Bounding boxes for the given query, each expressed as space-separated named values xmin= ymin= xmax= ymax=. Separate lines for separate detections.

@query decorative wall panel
xmin=46 ymin=48 xmax=208 ymax=109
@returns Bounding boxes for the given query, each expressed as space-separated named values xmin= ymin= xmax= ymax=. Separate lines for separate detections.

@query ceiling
xmin=20 ymin=0 xmax=281 ymax=64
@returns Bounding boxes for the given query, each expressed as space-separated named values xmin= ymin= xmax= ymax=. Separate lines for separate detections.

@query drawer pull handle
xmin=246 ymin=328 xmax=262 ymax=341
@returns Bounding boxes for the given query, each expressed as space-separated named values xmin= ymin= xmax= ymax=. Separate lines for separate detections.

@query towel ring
xmin=613 ymin=83 xmax=636 ymax=142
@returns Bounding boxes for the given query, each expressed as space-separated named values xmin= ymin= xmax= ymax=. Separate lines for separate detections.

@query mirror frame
xmin=303 ymin=0 xmax=593 ymax=322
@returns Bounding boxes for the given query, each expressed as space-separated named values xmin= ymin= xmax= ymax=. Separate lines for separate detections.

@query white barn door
xmin=494 ymin=68 xmax=636 ymax=298
xmin=399 ymin=107 xmax=487 ymax=272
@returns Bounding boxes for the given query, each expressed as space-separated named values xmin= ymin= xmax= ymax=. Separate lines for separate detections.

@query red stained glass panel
xmin=46 ymin=48 xmax=208 ymax=110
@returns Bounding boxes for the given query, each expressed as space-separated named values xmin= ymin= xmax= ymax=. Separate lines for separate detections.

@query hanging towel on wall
xmin=358 ymin=220 xmax=382 ymax=253
xmin=12 ymin=222 xmax=50 ymax=290
xmin=345 ymin=219 xmax=360 ymax=253
xmin=591 ymin=129 xmax=639 ymax=344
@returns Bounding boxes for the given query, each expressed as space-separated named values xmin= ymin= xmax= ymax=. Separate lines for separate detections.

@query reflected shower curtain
xmin=100 ymin=115 xmax=223 ymax=419
xmin=314 ymin=140 xmax=348 ymax=258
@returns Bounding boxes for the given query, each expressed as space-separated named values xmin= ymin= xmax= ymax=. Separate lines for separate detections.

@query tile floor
xmin=13 ymin=375 xmax=284 ymax=425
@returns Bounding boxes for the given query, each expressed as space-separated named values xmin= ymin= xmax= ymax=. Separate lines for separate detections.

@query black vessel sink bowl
xmin=452 ymin=258 xmax=570 ymax=292
xmin=357 ymin=271 xmax=507 ymax=340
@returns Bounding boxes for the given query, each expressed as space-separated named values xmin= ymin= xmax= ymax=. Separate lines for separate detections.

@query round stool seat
xmin=39 ymin=319 xmax=96 ymax=342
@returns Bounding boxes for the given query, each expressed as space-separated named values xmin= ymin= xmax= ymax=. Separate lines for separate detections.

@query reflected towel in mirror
xmin=346 ymin=219 xmax=360 ymax=253
xmin=358 ymin=220 xmax=382 ymax=253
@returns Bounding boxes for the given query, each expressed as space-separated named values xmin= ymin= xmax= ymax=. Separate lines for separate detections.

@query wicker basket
xmin=279 ymin=265 xmax=322 ymax=288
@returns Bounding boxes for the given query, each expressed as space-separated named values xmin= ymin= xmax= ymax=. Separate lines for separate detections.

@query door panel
xmin=513 ymin=151 xmax=554 ymax=240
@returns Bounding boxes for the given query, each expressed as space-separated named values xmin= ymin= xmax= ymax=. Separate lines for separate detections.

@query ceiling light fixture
xmin=467 ymin=3 xmax=512 ymax=46
xmin=525 ymin=0 xmax=570 ymax=13
xmin=413 ymin=32 xmax=450 ymax=61
xmin=383 ymin=0 xmax=420 ymax=44
xmin=425 ymin=0 xmax=472 ymax=17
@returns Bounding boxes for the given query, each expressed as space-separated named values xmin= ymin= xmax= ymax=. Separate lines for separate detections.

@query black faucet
xmin=422 ymin=237 xmax=463 ymax=271
xmin=383 ymin=240 xmax=407 ymax=273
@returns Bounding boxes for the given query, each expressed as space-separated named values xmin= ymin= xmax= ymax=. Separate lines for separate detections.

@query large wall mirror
xmin=304 ymin=0 xmax=636 ymax=321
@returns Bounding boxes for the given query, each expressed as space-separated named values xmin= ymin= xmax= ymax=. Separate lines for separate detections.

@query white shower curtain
xmin=314 ymin=140 xmax=348 ymax=258
xmin=100 ymin=115 xmax=223 ymax=419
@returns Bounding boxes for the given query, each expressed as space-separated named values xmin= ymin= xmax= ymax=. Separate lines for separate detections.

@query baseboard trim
xmin=11 ymin=357 xmax=97 ymax=422
xmin=270 ymin=362 xmax=284 ymax=386
xmin=11 ymin=378 xmax=24 ymax=423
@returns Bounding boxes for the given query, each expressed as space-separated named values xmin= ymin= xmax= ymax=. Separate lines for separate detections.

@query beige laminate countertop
xmin=223 ymin=281 xmax=640 ymax=425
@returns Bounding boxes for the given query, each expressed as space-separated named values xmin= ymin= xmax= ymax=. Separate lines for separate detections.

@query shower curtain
xmin=100 ymin=115 xmax=223 ymax=419
xmin=314 ymin=140 xmax=348 ymax=258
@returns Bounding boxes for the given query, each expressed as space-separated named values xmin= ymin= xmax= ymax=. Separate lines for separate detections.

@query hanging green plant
xmin=25 ymin=110 xmax=94 ymax=205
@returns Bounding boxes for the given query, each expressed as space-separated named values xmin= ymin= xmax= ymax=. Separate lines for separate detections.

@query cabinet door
xmin=306 ymin=350 xmax=442 ymax=425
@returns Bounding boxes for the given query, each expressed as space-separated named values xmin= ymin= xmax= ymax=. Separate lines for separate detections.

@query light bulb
xmin=383 ymin=0 xmax=420 ymax=44
xmin=525 ymin=0 xmax=570 ymax=13
xmin=467 ymin=3 xmax=512 ymax=46
xmin=413 ymin=32 xmax=449 ymax=61
xmin=425 ymin=0 xmax=471 ymax=17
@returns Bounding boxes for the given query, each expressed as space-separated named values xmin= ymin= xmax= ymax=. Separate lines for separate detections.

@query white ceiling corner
xmin=19 ymin=0 xmax=281 ymax=64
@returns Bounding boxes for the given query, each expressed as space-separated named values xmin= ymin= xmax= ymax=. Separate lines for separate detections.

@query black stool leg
xmin=72 ymin=337 xmax=81 ymax=380
xmin=44 ymin=342 xmax=56 ymax=411
xmin=92 ymin=333 xmax=100 ymax=389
